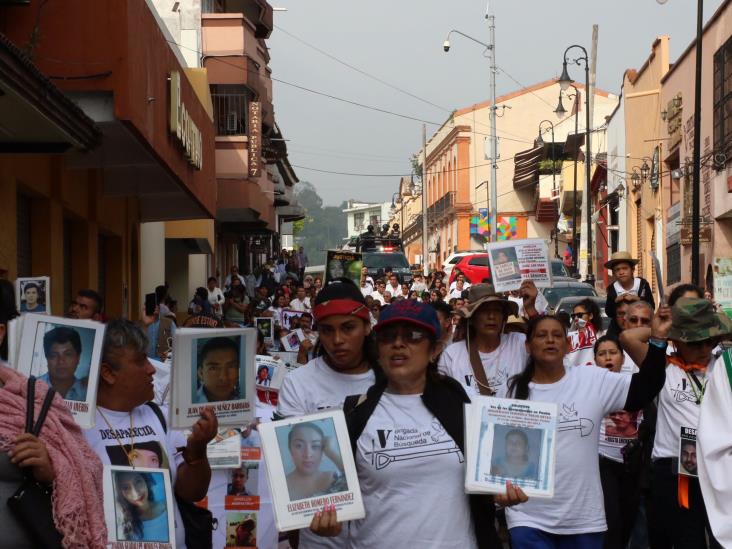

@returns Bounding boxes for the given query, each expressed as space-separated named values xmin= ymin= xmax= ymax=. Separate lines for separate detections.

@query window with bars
xmin=210 ymin=85 xmax=255 ymax=136
xmin=713 ymin=35 xmax=732 ymax=166
xmin=667 ymin=243 xmax=681 ymax=284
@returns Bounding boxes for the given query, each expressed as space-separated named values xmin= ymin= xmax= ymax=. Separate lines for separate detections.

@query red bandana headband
xmin=313 ymin=299 xmax=369 ymax=323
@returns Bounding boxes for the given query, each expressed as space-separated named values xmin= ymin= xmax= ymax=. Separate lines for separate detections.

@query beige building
xmin=416 ymin=79 xmax=618 ymax=270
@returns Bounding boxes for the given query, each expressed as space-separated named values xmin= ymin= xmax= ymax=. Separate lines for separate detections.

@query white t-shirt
xmin=360 ymin=285 xmax=373 ymax=297
xmin=350 ymin=393 xmax=477 ymax=549
xmin=652 ymin=358 xmax=714 ymax=460
xmin=505 ymin=366 xmax=631 ymax=534
xmin=84 ymin=405 xmax=188 ymax=549
xmin=276 ymin=357 xmax=375 ymax=549
xmin=448 ymin=286 xmax=468 ymax=299
xmin=449 ymin=280 xmax=472 ymax=292
xmin=386 ymin=283 xmax=404 ymax=298
xmin=371 ymin=292 xmax=387 ymax=306
xmin=438 ymin=333 xmax=528 ymax=399
xmin=207 ymin=287 xmax=225 ymax=307
xmin=289 ymin=297 xmax=311 ymax=312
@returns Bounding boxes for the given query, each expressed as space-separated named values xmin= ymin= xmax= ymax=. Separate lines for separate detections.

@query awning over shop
xmin=0 ymin=33 xmax=100 ymax=152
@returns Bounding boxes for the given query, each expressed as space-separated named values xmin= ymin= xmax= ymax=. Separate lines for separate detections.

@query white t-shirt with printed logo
xmin=276 ymin=357 xmax=375 ymax=549
xmin=652 ymin=359 xmax=714 ymax=460
xmin=350 ymin=393 xmax=477 ymax=549
xmin=83 ymin=404 xmax=188 ymax=549
xmin=438 ymin=334 xmax=528 ymax=399
xmin=505 ymin=366 xmax=631 ymax=534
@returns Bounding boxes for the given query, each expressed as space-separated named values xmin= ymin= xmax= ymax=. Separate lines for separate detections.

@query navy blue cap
xmin=374 ymin=300 xmax=441 ymax=339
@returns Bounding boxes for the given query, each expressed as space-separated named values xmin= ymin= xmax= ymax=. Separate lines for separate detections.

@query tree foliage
xmin=294 ymin=182 xmax=348 ymax=265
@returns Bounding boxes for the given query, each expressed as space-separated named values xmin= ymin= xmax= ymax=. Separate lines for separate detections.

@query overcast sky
xmin=268 ymin=0 xmax=723 ymax=206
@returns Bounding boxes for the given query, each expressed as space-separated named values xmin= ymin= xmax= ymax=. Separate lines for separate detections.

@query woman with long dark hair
xmin=114 ymin=471 xmax=169 ymax=542
xmin=310 ymin=300 xmax=525 ymax=548
xmin=503 ymin=313 xmax=669 ymax=548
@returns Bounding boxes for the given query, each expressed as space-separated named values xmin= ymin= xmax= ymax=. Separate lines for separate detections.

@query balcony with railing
xmin=402 ymin=214 xmax=423 ymax=243
xmin=212 ymin=90 xmax=249 ymax=136
xmin=427 ymin=192 xmax=455 ymax=223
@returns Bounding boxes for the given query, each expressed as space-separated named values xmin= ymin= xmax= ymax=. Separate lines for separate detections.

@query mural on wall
xmin=471 ymin=213 xmax=527 ymax=241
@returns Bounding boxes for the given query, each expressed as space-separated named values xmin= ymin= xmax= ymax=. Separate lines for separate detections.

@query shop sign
xmin=169 ymin=71 xmax=203 ymax=169
xmin=248 ymin=101 xmax=262 ymax=178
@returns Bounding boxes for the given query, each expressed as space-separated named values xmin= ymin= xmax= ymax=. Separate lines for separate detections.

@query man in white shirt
xmin=386 ymin=274 xmax=404 ymax=298
xmin=410 ymin=273 xmax=428 ymax=294
xmin=289 ymin=286 xmax=311 ymax=312
xmin=85 ymin=318 xmax=217 ymax=549
xmin=371 ymin=281 xmax=387 ymax=305
xmin=207 ymin=276 xmax=225 ymax=318
xmin=449 ymin=272 xmax=472 ymax=293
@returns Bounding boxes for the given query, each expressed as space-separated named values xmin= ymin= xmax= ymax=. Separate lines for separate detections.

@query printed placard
xmin=678 ymin=427 xmax=698 ymax=478
xmin=171 ymin=327 xmax=256 ymax=429
xmin=15 ymin=276 xmax=51 ymax=315
xmin=224 ymin=510 xmax=258 ymax=548
xmin=15 ymin=313 xmax=104 ymax=428
xmin=465 ymin=396 xmax=558 ymax=498
xmin=280 ymin=309 xmax=304 ymax=331
xmin=259 ymin=410 xmax=365 ymax=532
xmin=324 ymin=250 xmax=363 ymax=287
xmin=103 ymin=465 xmax=176 ymax=548
xmin=280 ymin=329 xmax=305 ymax=352
xmin=255 ymin=355 xmax=287 ymax=391
xmin=208 ymin=427 xmax=244 ymax=469
xmin=269 ymin=351 xmax=301 ymax=374
xmin=486 ymin=239 xmax=553 ymax=293
xmin=254 ymin=317 xmax=274 ymax=341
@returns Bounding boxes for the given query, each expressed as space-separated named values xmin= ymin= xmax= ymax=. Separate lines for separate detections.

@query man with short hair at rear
xmin=69 ymin=289 xmax=104 ymax=321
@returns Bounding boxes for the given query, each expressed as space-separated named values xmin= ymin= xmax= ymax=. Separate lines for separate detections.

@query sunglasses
xmin=570 ymin=312 xmax=589 ymax=319
xmin=376 ymin=326 xmax=430 ymax=344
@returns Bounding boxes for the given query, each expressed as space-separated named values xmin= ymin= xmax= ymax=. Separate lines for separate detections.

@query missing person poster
xmin=254 ymin=317 xmax=274 ymax=342
xmin=324 ymin=250 xmax=363 ymax=287
xmin=170 ymin=327 xmax=256 ymax=429
xmin=259 ymin=410 xmax=364 ymax=532
xmin=280 ymin=310 xmax=304 ymax=332
xmin=15 ymin=276 xmax=51 ymax=315
xmin=102 ymin=465 xmax=176 ymax=548
xmin=15 ymin=313 xmax=104 ymax=428
xmin=280 ymin=329 xmax=305 ymax=352
xmin=678 ymin=427 xmax=698 ymax=478
xmin=486 ymin=239 xmax=552 ymax=293
xmin=465 ymin=396 xmax=557 ymax=498
xmin=255 ymin=355 xmax=286 ymax=391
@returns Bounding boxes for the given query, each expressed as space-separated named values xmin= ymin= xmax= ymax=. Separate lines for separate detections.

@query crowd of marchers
xmin=0 ymin=245 xmax=730 ymax=549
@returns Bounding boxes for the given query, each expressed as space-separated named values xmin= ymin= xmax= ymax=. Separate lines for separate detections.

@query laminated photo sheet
xmin=259 ymin=410 xmax=364 ymax=532
xmin=15 ymin=276 xmax=51 ymax=315
xmin=15 ymin=313 xmax=104 ymax=428
xmin=170 ymin=327 xmax=256 ymax=429
xmin=465 ymin=396 xmax=558 ymax=498
xmin=254 ymin=317 xmax=274 ymax=342
xmin=678 ymin=427 xmax=698 ymax=478
xmin=255 ymin=355 xmax=287 ymax=391
xmin=324 ymin=250 xmax=363 ymax=287
xmin=102 ymin=465 xmax=176 ymax=548
xmin=281 ymin=309 xmax=304 ymax=331
xmin=486 ymin=239 xmax=553 ymax=293
xmin=268 ymin=351 xmax=301 ymax=374
xmin=280 ymin=329 xmax=305 ymax=352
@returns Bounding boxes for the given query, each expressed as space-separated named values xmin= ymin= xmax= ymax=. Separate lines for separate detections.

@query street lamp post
xmin=537 ymin=120 xmax=558 ymax=256
xmin=555 ymin=84 xmax=580 ymax=276
xmin=443 ymin=24 xmax=497 ymax=243
xmin=559 ymin=45 xmax=594 ymax=286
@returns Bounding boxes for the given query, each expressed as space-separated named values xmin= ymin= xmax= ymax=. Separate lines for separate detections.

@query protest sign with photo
xmin=255 ymin=355 xmax=286 ymax=391
xmin=103 ymin=465 xmax=176 ymax=548
xmin=207 ymin=427 xmax=244 ymax=469
xmin=280 ymin=309 xmax=304 ymax=331
xmin=259 ymin=410 xmax=365 ymax=532
xmin=171 ymin=327 xmax=256 ymax=429
xmin=280 ymin=329 xmax=305 ymax=352
xmin=254 ymin=317 xmax=274 ymax=341
xmin=324 ymin=250 xmax=363 ymax=287
xmin=486 ymin=239 xmax=552 ymax=293
xmin=678 ymin=427 xmax=698 ymax=478
xmin=16 ymin=313 xmax=104 ymax=428
xmin=465 ymin=396 xmax=557 ymax=498
xmin=15 ymin=276 xmax=51 ymax=315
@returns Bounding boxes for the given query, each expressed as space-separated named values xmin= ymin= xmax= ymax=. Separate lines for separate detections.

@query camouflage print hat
xmin=667 ymin=297 xmax=732 ymax=343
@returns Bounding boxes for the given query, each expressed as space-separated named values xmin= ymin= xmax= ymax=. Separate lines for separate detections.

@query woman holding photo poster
xmin=438 ymin=282 xmax=540 ymax=399
xmin=502 ymin=312 xmax=670 ymax=548
xmin=277 ymin=279 xmax=376 ymax=549
xmin=310 ymin=300 xmax=526 ymax=548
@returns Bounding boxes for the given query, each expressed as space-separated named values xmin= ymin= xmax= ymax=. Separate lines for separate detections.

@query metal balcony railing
xmin=427 ymin=191 xmax=455 ymax=222
xmin=212 ymin=93 xmax=247 ymax=136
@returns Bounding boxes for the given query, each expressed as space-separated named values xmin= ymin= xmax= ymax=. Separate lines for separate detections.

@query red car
xmin=448 ymin=253 xmax=491 ymax=285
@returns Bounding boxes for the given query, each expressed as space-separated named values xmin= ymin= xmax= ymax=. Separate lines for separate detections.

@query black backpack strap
xmin=145 ymin=401 xmax=168 ymax=434
xmin=33 ymin=388 xmax=57 ymax=438
xmin=343 ymin=394 xmax=365 ymax=416
xmin=25 ymin=376 xmax=36 ymax=433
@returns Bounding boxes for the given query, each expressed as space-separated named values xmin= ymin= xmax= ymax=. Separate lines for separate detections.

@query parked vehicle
xmin=541 ymin=280 xmax=598 ymax=311
xmin=442 ymin=251 xmax=476 ymax=280
xmin=448 ymin=253 xmax=572 ymax=285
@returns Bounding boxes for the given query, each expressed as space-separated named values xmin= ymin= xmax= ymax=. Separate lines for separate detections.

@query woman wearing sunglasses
xmin=621 ymin=298 xmax=731 ymax=548
xmin=310 ymin=300 xmax=526 ymax=548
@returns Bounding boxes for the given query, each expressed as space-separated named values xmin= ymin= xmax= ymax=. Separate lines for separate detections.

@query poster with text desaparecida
xmin=103 ymin=465 xmax=176 ymax=548
xmin=170 ymin=327 xmax=256 ymax=429
xmin=465 ymin=396 xmax=558 ymax=498
xmin=486 ymin=239 xmax=552 ymax=293
xmin=259 ymin=410 xmax=364 ymax=532
xmin=15 ymin=313 xmax=105 ymax=429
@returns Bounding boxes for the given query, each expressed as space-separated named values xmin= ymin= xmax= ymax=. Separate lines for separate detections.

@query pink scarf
xmin=0 ymin=365 xmax=107 ymax=549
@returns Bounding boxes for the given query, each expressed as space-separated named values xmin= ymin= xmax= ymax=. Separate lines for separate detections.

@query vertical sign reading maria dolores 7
xmin=249 ymin=101 xmax=262 ymax=178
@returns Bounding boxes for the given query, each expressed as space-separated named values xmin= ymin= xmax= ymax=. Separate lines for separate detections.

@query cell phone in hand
xmin=145 ymin=292 xmax=157 ymax=317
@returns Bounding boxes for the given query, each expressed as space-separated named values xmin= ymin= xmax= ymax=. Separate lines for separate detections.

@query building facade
xmin=343 ymin=201 xmax=392 ymax=240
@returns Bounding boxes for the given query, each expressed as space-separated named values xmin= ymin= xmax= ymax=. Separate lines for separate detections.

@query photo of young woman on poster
xmin=278 ymin=420 xmax=346 ymax=501
xmin=113 ymin=471 xmax=170 ymax=543
xmin=489 ymin=425 xmax=541 ymax=481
